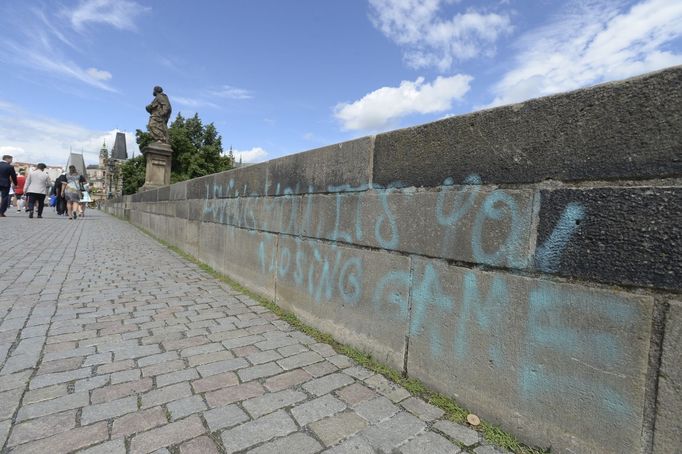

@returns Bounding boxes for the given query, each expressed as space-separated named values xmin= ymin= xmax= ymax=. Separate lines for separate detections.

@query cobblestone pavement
xmin=0 ymin=209 xmax=508 ymax=454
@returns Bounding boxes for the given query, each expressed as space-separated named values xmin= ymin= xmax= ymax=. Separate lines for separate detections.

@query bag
xmin=49 ymin=194 xmax=57 ymax=207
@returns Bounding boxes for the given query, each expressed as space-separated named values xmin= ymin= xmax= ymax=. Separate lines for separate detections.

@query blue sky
xmin=1 ymin=0 xmax=681 ymax=166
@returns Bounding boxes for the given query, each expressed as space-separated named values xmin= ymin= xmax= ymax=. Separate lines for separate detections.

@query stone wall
xmin=104 ymin=66 xmax=682 ymax=454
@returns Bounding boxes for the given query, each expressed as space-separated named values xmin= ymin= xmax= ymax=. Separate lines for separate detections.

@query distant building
xmin=85 ymin=132 xmax=128 ymax=202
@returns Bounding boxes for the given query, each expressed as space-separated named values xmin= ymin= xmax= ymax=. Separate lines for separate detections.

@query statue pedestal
xmin=141 ymin=142 xmax=172 ymax=191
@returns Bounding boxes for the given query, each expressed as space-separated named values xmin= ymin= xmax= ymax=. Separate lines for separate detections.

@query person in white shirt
xmin=24 ymin=163 xmax=52 ymax=219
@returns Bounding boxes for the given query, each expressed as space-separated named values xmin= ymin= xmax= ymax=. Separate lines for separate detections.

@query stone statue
xmin=146 ymin=86 xmax=172 ymax=144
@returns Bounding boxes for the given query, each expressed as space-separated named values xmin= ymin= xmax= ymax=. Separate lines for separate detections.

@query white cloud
xmin=369 ymin=0 xmax=512 ymax=71
xmin=485 ymin=0 xmax=682 ymax=108
xmin=68 ymin=0 xmax=149 ymax=32
xmin=174 ymin=97 xmax=220 ymax=109
xmin=209 ymin=85 xmax=253 ymax=100
xmin=234 ymin=147 xmax=268 ymax=163
xmin=86 ymin=67 xmax=112 ymax=81
xmin=0 ymin=101 xmax=138 ymax=166
xmin=334 ymin=74 xmax=472 ymax=130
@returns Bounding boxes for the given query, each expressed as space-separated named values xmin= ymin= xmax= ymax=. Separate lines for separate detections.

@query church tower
xmin=99 ymin=140 xmax=108 ymax=169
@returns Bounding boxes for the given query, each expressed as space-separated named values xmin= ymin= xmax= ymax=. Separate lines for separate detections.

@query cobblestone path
xmin=0 ymin=209 xmax=506 ymax=454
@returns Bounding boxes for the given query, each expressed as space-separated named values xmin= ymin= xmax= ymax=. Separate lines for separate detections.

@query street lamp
xmin=107 ymin=160 xmax=116 ymax=199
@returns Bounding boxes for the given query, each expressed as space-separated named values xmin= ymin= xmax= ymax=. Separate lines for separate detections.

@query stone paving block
xmin=291 ymin=394 xmax=347 ymax=427
xmin=156 ymin=368 xmax=200 ymax=387
xmin=141 ymin=382 xmax=193 ymax=409
xmin=277 ymin=350 xmax=324 ymax=370
xmin=111 ymin=368 xmax=142 ymax=384
xmin=304 ymin=360 xmax=339 ymax=378
xmin=220 ymin=409 xmax=297 ymax=453
xmin=361 ymin=411 xmax=426 ymax=452
xmin=335 ymin=383 xmax=377 ymax=406
xmin=354 ymin=396 xmax=399 ymax=424
xmin=111 ymin=407 xmax=168 ymax=438
xmin=179 ymin=435 xmax=220 ymax=454
xmin=78 ymin=438 xmax=126 ymax=454
xmin=221 ymin=334 xmax=266 ymax=349
xmin=309 ymin=411 xmax=369 ymax=447
xmin=137 ymin=351 xmax=179 ymax=367
xmin=74 ymin=374 xmax=110 ymax=393
xmin=180 ymin=342 xmax=223 ymax=357
xmin=277 ymin=343 xmax=309 ymax=357
xmin=91 ymin=378 xmax=153 ymax=404
xmin=327 ymin=354 xmax=354 ymax=369
xmin=23 ymin=383 xmax=69 ymax=405
xmin=36 ymin=357 xmax=84 ymax=375
xmin=324 ymin=435 xmax=375 ymax=454
xmin=167 ymin=394 xmax=207 ymax=420
xmin=203 ymin=403 xmax=250 ymax=431
xmin=310 ymin=343 xmax=336 ymax=357
xmin=9 ymin=421 xmax=108 ymax=454
xmin=81 ymin=396 xmax=138 ymax=425
xmin=243 ymin=389 xmax=307 ymax=418
xmin=237 ymin=361 xmax=283 ymax=382
xmin=196 ymin=357 xmax=249 ymax=377
xmin=0 ymin=370 xmax=32 ymax=392
xmin=6 ymin=409 xmax=77 ymax=447
xmin=364 ymin=373 xmax=411 ymax=402
xmin=246 ymin=349 xmax=282 ymax=365
xmin=401 ymin=396 xmax=445 ymax=421
xmin=399 ymin=431 xmax=461 ymax=454
xmin=129 ymin=414 xmax=206 ymax=454
xmin=205 ymin=382 xmax=265 ymax=407
xmin=97 ymin=359 xmax=135 ymax=374
xmin=0 ymin=387 xmax=24 ymax=419
xmin=248 ymin=432 xmax=323 ymax=454
xmin=0 ymin=419 xmax=10 ymax=449
xmin=303 ymin=372 xmax=354 ymax=396
xmin=83 ymin=352 xmax=112 ymax=367
xmin=434 ymin=420 xmax=481 ymax=446
xmin=191 ymin=371 xmax=239 ymax=393
xmin=141 ymin=359 xmax=186 ymax=377
xmin=187 ymin=350 xmax=235 ymax=367
xmin=16 ymin=391 xmax=89 ymax=422
xmin=264 ymin=369 xmax=313 ymax=392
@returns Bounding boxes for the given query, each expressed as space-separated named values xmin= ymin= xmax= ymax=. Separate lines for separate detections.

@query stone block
xmin=247 ymin=432 xmax=323 ymax=454
xmin=213 ymin=162 xmax=269 ymax=198
xmin=406 ymin=257 xmax=654 ymax=454
xmin=301 ymin=187 xmax=534 ymax=268
xmin=535 ymin=187 xmax=682 ymax=290
xmin=220 ymin=409 xmax=297 ymax=453
xmin=291 ymin=394 xmax=347 ymax=426
xmin=169 ymin=180 xmax=187 ymax=201
xmin=373 ymin=66 xmax=682 ymax=187
xmin=187 ymin=173 xmax=214 ymax=200
xmin=129 ymin=414 xmax=205 ymax=454
xmin=203 ymin=404 xmax=249 ymax=431
xmin=111 ymin=407 xmax=167 ymax=438
xmin=157 ymin=185 xmax=170 ymax=202
xmin=242 ymin=389 xmax=307 ymax=418
xmin=309 ymin=411 xmax=369 ymax=447
xmin=276 ymin=237 xmax=410 ymax=369
xmin=267 ymin=136 xmax=372 ymax=195
xmin=653 ymin=300 xmax=682 ymax=453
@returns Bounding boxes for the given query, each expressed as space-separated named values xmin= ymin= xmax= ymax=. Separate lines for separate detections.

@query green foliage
xmin=168 ymin=113 xmax=232 ymax=183
xmin=121 ymin=155 xmax=146 ymax=195
xmin=125 ymin=113 xmax=233 ymax=193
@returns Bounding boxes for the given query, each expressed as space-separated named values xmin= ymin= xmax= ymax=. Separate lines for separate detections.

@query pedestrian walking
xmin=15 ymin=169 xmax=26 ymax=211
xmin=62 ymin=165 xmax=86 ymax=220
xmin=54 ymin=172 xmax=67 ymax=215
xmin=80 ymin=182 xmax=92 ymax=217
xmin=0 ymin=155 xmax=18 ymax=218
xmin=24 ymin=163 xmax=52 ymax=219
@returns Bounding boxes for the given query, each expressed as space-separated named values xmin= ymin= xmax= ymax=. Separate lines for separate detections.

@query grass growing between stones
xmin=133 ymin=225 xmax=548 ymax=454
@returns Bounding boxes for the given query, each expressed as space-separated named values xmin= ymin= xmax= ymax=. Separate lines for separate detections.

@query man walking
xmin=0 ymin=155 xmax=17 ymax=217
xmin=24 ymin=163 xmax=51 ymax=218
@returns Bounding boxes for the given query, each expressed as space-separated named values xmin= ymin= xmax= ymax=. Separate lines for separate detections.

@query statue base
xmin=141 ymin=141 xmax=172 ymax=191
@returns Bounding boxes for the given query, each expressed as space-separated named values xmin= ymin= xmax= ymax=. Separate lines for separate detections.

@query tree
xmin=125 ymin=113 xmax=233 ymax=193
xmin=121 ymin=155 xmax=145 ymax=195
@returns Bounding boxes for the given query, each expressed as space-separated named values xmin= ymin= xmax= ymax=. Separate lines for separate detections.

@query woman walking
xmin=24 ymin=164 xmax=52 ymax=218
xmin=62 ymin=165 xmax=86 ymax=220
